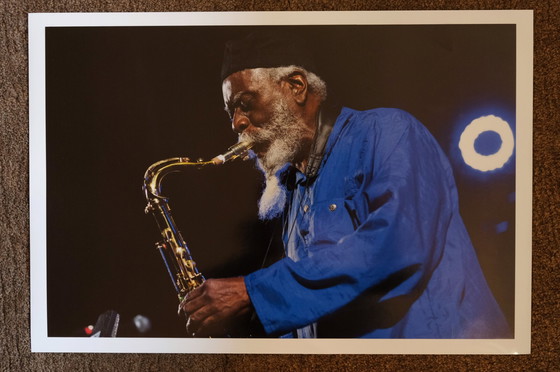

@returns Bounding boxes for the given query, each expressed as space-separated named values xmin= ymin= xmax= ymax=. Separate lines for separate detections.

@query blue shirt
xmin=245 ymin=107 xmax=511 ymax=338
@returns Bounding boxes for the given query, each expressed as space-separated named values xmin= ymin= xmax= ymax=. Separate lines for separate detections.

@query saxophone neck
xmin=143 ymin=142 xmax=253 ymax=200
xmin=143 ymin=157 xmax=211 ymax=201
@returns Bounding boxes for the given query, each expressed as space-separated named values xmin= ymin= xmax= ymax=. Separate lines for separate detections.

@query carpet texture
xmin=1 ymin=1 xmax=558 ymax=371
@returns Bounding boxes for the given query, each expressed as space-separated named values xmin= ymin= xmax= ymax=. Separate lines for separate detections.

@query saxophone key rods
xmin=142 ymin=141 xmax=253 ymax=305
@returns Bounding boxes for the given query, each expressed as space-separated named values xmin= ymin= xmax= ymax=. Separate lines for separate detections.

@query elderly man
xmin=180 ymin=32 xmax=511 ymax=338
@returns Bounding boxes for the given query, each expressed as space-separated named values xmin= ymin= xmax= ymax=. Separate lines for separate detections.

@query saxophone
xmin=143 ymin=142 xmax=253 ymax=304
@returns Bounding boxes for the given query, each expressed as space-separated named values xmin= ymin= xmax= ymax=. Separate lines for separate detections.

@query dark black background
xmin=45 ymin=24 xmax=516 ymax=337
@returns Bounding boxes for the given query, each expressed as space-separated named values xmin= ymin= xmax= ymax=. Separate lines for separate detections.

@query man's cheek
xmin=249 ymin=110 xmax=273 ymax=128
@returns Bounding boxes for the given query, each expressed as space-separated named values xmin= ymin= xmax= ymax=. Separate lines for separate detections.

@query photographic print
xmin=29 ymin=11 xmax=532 ymax=353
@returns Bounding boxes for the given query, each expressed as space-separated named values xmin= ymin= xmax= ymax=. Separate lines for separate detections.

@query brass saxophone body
xmin=143 ymin=142 xmax=252 ymax=303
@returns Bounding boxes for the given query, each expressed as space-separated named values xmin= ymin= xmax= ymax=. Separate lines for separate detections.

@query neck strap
xmin=305 ymin=96 xmax=342 ymax=179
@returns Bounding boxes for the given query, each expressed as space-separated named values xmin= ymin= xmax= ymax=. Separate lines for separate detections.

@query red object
xmin=84 ymin=325 xmax=94 ymax=335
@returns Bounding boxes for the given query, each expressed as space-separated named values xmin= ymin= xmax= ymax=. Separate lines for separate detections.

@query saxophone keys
xmin=144 ymin=202 xmax=155 ymax=214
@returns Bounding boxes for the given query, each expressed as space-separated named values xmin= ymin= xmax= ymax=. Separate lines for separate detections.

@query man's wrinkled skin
xmin=179 ymin=278 xmax=251 ymax=337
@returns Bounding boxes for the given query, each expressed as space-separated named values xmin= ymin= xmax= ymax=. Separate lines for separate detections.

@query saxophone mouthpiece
xmin=211 ymin=142 xmax=253 ymax=165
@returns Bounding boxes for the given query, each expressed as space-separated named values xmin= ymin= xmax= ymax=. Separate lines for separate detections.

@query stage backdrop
xmin=45 ymin=24 xmax=516 ymax=338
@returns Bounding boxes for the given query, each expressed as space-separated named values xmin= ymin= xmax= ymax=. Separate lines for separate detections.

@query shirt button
xmin=329 ymin=204 xmax=337 ymax=211
xmin=303 ymin=205 xmax=309 ymax=213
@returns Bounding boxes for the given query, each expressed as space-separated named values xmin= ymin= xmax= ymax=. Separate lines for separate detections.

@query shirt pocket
xmin=307 ymin=198 xmax=359 ymax=251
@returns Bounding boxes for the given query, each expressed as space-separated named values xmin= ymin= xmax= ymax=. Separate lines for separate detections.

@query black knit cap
xmin=221 ymin=30 xmax=317 ymax=81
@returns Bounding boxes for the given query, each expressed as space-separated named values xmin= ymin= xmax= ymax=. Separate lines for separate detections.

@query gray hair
xmin=251 ymin=66 xmax=327 ymax=101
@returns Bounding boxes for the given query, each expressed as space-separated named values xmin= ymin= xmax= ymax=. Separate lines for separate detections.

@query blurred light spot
xmin=459 ymin=115 xmax=514 ymax=171
xmin=495 ymin=221 xmax=509 ymax=234
xmin=133 ymin=314 xmax=152 ymax=333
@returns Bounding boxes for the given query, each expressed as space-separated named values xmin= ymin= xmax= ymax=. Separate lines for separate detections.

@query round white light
xmin=459 ymin=115 xmax=515 ymax=172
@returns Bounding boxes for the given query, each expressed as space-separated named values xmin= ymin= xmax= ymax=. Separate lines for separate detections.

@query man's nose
xmin=232 ymin=110 xmax=250 ymax=134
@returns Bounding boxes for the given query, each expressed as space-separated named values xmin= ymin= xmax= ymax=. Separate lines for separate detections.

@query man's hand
xmin=179 ymin=277 xmax=252 ymax=337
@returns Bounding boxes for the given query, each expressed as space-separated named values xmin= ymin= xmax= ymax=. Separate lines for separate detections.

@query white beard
xmin=257 ymin=172 xmax=287 ymax=220
xmin=239 ymin=98 xmax=312 ymax=220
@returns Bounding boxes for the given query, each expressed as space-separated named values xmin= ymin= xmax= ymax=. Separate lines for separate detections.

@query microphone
xmin=211 ymin=142 xmax=253 ymax=165
xmin=89 ymin=310 xmax=120 ymax=337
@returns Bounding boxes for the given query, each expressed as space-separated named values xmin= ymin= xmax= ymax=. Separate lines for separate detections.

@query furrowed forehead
xmin=221 ymin=69 xmax=280 ymax=116
xmin=222 ymin=70 xmax=258 ymax=103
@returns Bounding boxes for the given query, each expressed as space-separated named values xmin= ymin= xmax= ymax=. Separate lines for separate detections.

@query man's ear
xmin=284 ymin=72 xmax=308 ymax=105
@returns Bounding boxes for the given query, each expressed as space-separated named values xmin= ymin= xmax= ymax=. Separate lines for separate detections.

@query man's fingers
xmin=178 ymin=295 xmax=190 ymax=315
xmin=178 ymin=278 xmax=251 ymax=337
xmin=186 ymin=317 xmax=196 ymax=336
xmin=178 ymin=283 xmax=208 ymax=315
xmin=185 ymin=301 xmax=217 ymax=335
xmin=182 ymin=292 xmax=208 ymax=316
xmin=186 ymin=283 xmax=204 ymax=300
xmin=190 ymin=313 xmax=227 ymax=337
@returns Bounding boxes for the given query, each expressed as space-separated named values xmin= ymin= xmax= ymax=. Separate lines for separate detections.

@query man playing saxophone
xmin=179 ymin=31 xmax=511 ymax=339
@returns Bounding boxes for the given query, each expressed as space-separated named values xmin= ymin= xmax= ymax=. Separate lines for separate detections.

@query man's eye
xmin=239 ymin=101 xmax=250 ymax=111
